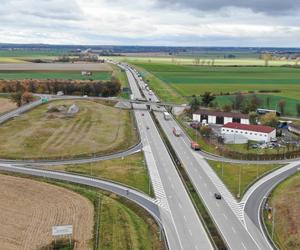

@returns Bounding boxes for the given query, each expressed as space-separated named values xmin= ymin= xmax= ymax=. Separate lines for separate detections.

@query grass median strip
xmin=208 ymin=161 xmax=281 ymax=199
xmin=45 ymin=152 xmax=154 ymax=197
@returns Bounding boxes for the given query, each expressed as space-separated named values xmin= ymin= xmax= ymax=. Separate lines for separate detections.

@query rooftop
xmin=193 ymin=109 xmax=249 ymax=119
xmin=223 ymin=122 xmax=275 ymax=133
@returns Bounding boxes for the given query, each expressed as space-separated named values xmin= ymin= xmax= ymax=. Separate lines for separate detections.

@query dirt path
xmin=0 ymin=175 xmax=94 ymax=250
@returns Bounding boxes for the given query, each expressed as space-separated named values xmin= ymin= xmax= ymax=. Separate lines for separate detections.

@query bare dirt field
xmin=0 ymin=63 xmax=112 ymax=71
xmin=0 ymin=174 xmax=94 ymax=250
xmin=0 ymin=97 xmax=16 ymax=114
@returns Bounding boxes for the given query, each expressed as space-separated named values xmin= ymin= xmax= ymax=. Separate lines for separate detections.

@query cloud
xmin=155 ymin=0 xmax=300 ymax=15
xmin=0 ymin=0 xmax=299 ymax=46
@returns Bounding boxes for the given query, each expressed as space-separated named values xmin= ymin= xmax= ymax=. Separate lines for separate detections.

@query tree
xmin=249 ymin=112 xmax=258 ymax=124
xmin=233 ymin=92 xmax=244 ymax=110
xmin=189 ymin=96 xmax=201 ymax=112
xmin=22 ymin=91 xmax=34 ymax=104
xmin=200 ymin=126 xmax=212 ymax=137
xmin=266 ymin=96 xmax=271 ymax=108
xmin=201 ymin=92 xmax=215 ymax=107
xmin=278 ymin=99 xmax=286 ymax=115
xmin=249 ymin=94 xmax=262 ymax=111
xmin=222 ymin=104 xmax=232 ymax=112
xmin=260 ymin=112 xmax=279 ymax=128
xmin=296 ymin=103 xmax=300 ymax=117
xmin=10 ymin=92 xmax=22 ymax=107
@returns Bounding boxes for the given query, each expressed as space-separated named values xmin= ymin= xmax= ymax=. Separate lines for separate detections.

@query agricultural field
xmin=46 ymin=153 xmax=153 ymax=196
xmin=0 ymin=70 xmax=112 ymax=80
xmin=0 ymin=174 xmax=94 ymax=249
xmin=265 ymin=173 xmax=300 ymax=249
xmin=0 ymin=96 xmax=16 ymax=114
xmin=133 ymin=62 xmax=300 ymax=116
xmin=0 ymin=100 xmax=138 ymax=159
xmin=208 ymin=161 xmax=281 ymax=198
xmin=113 ymin=55 xmax=297 ymax=66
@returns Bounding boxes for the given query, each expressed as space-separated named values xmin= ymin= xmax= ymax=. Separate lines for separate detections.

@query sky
xmin=0 ymin=0 xmax=300 ymax=47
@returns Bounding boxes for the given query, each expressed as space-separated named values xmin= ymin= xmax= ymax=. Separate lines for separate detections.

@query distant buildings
xmin=193 ymin=109 xmax=249 ymax=125
xmin=81 ymin=71 xmax=92 ymax=76
xmin=221 ymin=122 xmax=276 ymax=143
xmin=288 ymin=123 xmax=300 ymax=135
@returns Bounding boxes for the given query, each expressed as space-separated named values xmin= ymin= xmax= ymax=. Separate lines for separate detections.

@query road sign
xmin=52 ymin=225 xmax=73 ymax=236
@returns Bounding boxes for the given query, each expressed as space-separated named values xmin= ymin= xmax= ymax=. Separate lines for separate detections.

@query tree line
xmin=0 ymin=78 xmax=121 ymax=97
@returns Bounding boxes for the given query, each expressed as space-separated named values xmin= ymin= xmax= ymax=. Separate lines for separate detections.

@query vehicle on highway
xmin=214 ymin=193 xmax=222 ymax=199
xmin=173 ymin=127 xmax=181 ymax=137
xmin=146 ymin=126 xmax=149 ymax=130
xmin=191 ymin=141 xmax=200 ymax=150
xmin=83 ymin=95 xmax=88 ymax=98
xmin=141 ymin=113 xmax=144 ymax=116
xmin=164 ymin=112 xmax=171 ymax=121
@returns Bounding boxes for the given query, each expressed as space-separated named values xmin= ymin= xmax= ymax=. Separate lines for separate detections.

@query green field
xmin=133 ymin=62 xmax=300 ymax=115
xmin=0 ymin=70 xmax=112 ymax=80
xmin=208 ymin=161 xmax=280 ymax=198
xmin=46 ymin=153 xmax=153 ymax=196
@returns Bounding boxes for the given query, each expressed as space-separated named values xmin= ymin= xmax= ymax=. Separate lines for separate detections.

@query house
xmin=221 ymin=122 xmax=276 ymax=143
xmin=81 ymin=71 xmax=92 ymax=76
xmin=193 ymin=109 xmax=249 ymax=125
xmin=288 ymin=123 xmax=300 ymax=135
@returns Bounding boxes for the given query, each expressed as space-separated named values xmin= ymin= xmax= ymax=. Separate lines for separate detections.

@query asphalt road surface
xmin=124 ymin=65 xmax=214 ymax=250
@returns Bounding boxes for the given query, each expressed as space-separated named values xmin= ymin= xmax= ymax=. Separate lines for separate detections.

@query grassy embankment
xmin=46 ymin=152 xmax=153 ymax=196
xmin=132 ymin=62 xmax=300 ymax=116
xmin=208 ymin=161 xmax=281 ymax=198
xmin=0 ymin=99 xmax=138 ymax=159
xmin=0 ymin=171 xmax=164 ymax=250
xmin=264 ymin=173 xmax=300 ymax=250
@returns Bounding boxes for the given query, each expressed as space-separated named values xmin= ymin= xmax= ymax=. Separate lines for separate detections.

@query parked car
xmin=191 ymin=141 xmax=200 ymax=150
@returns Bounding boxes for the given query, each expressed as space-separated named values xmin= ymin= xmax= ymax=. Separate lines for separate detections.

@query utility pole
xmin=272 ymin=207 xmax=276 ymax=239
xmin=238 ymin=164 xmax=242 ymax=198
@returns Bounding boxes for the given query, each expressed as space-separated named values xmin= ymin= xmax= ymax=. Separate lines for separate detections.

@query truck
xmin=164 ymin=112 xmax=171 ymax=120
xmin=191 ymin=141 xmax=200 ymax=150
xmin=173 ymin=127 xmax=181 ymax=137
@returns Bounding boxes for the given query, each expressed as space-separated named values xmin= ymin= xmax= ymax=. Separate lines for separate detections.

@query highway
xmin=127 ymin=63 xmax=271 ymax=249
xmin=124 ymin=66 xmax=214 ymax=249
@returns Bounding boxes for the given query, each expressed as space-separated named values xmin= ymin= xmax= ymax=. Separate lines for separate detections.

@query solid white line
xmin=242 ymin=242 xmax=247 ymax=250
xmin=223 ymin=214 xmax=228 ymax=220
xmin=231 ymin=227 xmax=236 ymax=234
xmin=189 ymin=229 xmax=193 ymax=236
xmin=178 ymin=202 xmax=182 ymax=209
xmin=183 ymin=215 xmax=187 ymax=222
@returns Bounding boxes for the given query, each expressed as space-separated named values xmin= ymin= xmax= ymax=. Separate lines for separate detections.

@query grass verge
xmin=0 ymin=171 xmax=165 ymax=250
xmin=263 ymin=173 xmax=300 ymax=250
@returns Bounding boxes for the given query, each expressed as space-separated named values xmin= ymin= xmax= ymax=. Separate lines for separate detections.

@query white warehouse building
xmin=221 ymin=122 xmax=276 ymax=143
xmin=193 ymin=109 xmax=249 ymax=125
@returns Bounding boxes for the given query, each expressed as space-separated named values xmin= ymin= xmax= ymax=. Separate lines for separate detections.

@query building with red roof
xmin=221 ymin=122 xmax=276 ymax=143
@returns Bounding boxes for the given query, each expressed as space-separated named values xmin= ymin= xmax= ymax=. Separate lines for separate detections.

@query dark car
xmin=214 ymin=193 xmax=222 ymax=200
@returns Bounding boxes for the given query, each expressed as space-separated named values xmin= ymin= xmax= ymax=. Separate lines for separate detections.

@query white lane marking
xmin=242 ymin=242 xmax=247 ymax=250
xmin=231 ymin=227 xmax=236 ymax=234
xmin=189 ymin=229 xmax=193 ymax=236
xmin=183 ymin=216 xmax=187 ymax=222
xmin=178 ymin=202 xmax=182 ymax=209
xmin=223 ymin=214 xmax=228 ymax=220
xmin=215 ymin=202 xmax=220 ymax=208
